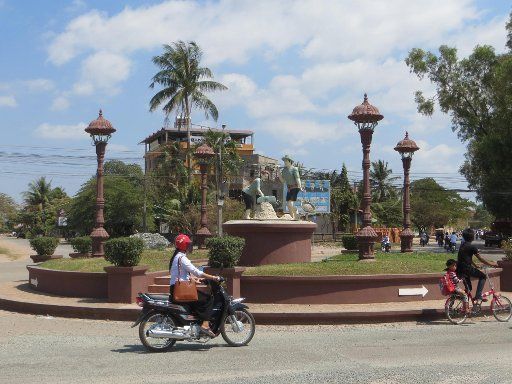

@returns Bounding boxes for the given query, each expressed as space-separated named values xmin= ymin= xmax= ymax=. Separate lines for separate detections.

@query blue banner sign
xmin=283 ymin=179 xmax=331 ymax=214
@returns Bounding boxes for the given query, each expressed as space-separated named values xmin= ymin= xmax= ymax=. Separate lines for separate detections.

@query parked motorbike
xmin=381 ymin=239 xmax=391 ymax=253
xmin=132 ymin=278 xmax=256 ymax=352
xmin=448 ymin=242 xmax=457 ymax=254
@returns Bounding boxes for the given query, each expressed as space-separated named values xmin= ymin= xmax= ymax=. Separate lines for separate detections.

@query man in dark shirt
xmin=457 ymin=228 xmax=498 ymax=301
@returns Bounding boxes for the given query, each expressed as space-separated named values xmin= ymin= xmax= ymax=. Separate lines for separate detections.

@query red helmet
xmin=174 ymin=234 xmax=192 ymax=251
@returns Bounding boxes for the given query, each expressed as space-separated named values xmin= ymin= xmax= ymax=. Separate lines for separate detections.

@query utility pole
xmin=217 ymin=124 xmax=226 ymax=237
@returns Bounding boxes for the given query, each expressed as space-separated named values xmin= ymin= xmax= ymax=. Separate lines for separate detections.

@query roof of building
xmin=140 ymin=126 xmax=254 ymax=144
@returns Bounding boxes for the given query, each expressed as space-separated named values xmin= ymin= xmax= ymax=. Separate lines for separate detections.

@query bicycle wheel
xmin=445 ymin=295 xmax=468 ymax=325
xmin=491 ymin=295 xmax=512 ymax=322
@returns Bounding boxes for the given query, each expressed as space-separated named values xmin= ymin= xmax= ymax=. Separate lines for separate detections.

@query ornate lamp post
xmin=85 ymin=110 xmax=116 ymax=258
xmin=394 ymin=132 xmax=419 ymax=253
xmin=348 ymin=94 xmax=383 ymax=260
xmin=194 ymin=143 xmax=215 ymax=248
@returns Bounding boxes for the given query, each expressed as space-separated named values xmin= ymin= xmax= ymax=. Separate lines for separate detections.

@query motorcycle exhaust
xmin=147 ymin=328 xmax=189 ymax=340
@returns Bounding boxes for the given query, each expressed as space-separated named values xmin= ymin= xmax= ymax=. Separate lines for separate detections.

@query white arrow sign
xmin=399 ymin=285 xmax=428 ymax=297
xmin=30 ymin=278 xmax=38 ymax=287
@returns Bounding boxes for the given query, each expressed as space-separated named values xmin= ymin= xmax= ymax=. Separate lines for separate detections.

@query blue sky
xmin=0 ymin=0 xmax=510 ymax=203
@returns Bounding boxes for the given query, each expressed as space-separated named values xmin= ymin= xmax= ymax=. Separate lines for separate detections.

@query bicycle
xmin=445 ymin=267 xmax=512 ymax=325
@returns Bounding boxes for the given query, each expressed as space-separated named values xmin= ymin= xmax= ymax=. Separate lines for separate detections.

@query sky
xmin=0 ymin=0 xmax=510 ymax=203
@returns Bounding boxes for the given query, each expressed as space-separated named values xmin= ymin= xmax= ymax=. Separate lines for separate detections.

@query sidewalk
xmin=0 ymin=280 xmax=467 ymax=324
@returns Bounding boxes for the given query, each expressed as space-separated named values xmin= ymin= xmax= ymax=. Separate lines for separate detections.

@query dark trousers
xmin=459 ymin=265 xmax=486 ymax=299
xmin=169 ymin=285 xmax=214 ymax=321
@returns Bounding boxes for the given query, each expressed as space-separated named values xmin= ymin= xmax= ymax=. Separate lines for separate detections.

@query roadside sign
xmin=283 ymin=179 xmax=330 ymax=214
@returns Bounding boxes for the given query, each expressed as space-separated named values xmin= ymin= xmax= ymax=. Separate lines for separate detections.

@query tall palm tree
xmin=149 ymin=41 xmax=228 ymax=181
xmin=23 ymin=177 xmax=53 ymax=211
xmin=370 ymin=160 xmax=399 ymax=202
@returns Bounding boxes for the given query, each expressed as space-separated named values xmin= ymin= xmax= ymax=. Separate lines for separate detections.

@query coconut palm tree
xmin=23 ymin=177 xmax=53 ymax=211
xmin=370 ymin=160 xmax=400 ymax=202
xmin=149 ymin=41 xmax=227 ymax=181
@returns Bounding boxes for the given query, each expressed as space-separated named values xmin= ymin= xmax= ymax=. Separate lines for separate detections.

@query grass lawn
xmin=244 ymin=251 xmax=451 ymax=276
xmin=38 ymin=248 xmax=209 ymax=273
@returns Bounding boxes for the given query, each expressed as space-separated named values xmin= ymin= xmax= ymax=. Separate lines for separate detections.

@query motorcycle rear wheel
xmin=221 ymin=308 xmax=256 ymax=347
xmin=139 ymin=312 xmax=177 ymax=352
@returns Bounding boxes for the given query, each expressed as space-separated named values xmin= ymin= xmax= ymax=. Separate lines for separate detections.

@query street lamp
xmin=348 ymin=94 xmax=383 ymax=261
xmin=394 ymin=132 xmax=419 ymax=253
xmin=85 ymin=110 xmax=116 ymax=258
xmin=194 ymin=143 xmax=215 ymax=248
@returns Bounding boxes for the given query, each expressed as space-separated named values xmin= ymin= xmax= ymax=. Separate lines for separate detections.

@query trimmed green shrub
xmin=70 ymin=236 xmax=92 ymax=254
xmin=29 ymin=237 xmax=59 ymax=256
xmin=104 ymin=237 xmax=144 ymax=267
xmin=206 ymin=236 xmax=245 ymax=268
xmin=341 ymin=235 xmax=358 ymax=250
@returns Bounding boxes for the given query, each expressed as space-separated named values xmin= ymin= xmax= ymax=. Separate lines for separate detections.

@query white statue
xmin=278 ymin=155 xmax=302 ymax=220
xmin=241 ymin=170 xmax=264 ymax=220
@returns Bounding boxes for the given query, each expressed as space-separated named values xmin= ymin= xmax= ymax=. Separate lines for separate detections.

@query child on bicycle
xmin=445 ymin=259 xmax=469 ymax=312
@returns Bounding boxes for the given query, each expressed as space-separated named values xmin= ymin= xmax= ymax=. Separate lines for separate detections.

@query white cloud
xmin=23 ymin=78 xmax=55 ymax=92
xmin=410 ymin=140 xmax=463 ymax=173
xmin=73 ymin=51 xmax=131 ymax=96
xmin=0 ymin=95 xmax=17 ymax=108
xmin=51 ymin=96 xmax=71 ymax=111
xmin=35 ymin=122 xmax=88 ymax=140
xmin=259 ymin=117 xmax=349 ymax=147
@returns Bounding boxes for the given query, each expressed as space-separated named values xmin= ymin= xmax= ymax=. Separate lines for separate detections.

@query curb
xmin=0 ymin=296 xmax=447 ymax=324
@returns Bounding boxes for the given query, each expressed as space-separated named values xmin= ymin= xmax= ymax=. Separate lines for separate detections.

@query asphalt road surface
xmin=1 ymin=310 xmax=511 ymax=384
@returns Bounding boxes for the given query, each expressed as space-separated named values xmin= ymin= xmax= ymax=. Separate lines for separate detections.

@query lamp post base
xmin=195 ymin=226 xmax=212 ymax=249
xmin=400 ymin=228 xmax=414 ymax=253
xmin=356 ymin=226 xmax=378 ymax=261
xmin=90 ymin=227 xmax=109 ymax=258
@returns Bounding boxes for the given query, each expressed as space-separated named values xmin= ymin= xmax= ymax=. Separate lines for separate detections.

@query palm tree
xmin=149 ymin=41 xmax=228 ymax=181
xmin=23 ymin=177 xmax=53 ymax=211
xmin=370 ymin=160 xmax=399 ymax=202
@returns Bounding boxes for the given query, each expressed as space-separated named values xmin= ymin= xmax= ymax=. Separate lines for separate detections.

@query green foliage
xmin=0 ymin=193 xmax=18 ymax=232
xmin=410 ymin=178 xmax=472 ymax=232
xmin=370 ymin=160 xmax=399 ymax=203
xmin=70 ymin=236 xmax=92 ymax=254
xmin=502 ymin=240 xmax=512 ymax=261
xmin=406 ymin=16 xmax=512 ymax=218
xmin=67 ymin=161 xmax=149 ymax=237
xmin=372 ymin=199 xmax=403 ymax=228
xmin=104 ymin=237 xmax=144 ymax=267
xmin=341 ymin=235 xmax=358 ymax=250
xmin=29 ymin=236 xmax=59 ymax=256
xmin=206 ymin=236 xmax=245 ymax=268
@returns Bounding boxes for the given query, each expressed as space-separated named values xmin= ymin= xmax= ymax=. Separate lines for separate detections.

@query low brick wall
xmin=241 ymin=269 xmax=502 ymax=304
xmin=26 ymin=267 xmax=169 ymax=301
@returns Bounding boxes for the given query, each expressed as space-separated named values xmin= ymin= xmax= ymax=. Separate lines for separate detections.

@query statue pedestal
xmin=223 ymin=220 xmax=317 ymax=266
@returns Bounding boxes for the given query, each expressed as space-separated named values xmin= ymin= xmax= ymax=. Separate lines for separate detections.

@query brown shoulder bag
xmin=172 ymin=256 xmax=198 ymax=302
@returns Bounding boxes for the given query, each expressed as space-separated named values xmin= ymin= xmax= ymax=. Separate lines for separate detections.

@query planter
xmin=30 ymin=254 xmax=63 ymax=263
xmin=498 ymin=259 xmax=512 ymax=292
xmin=69 ymin=252 xmax=91 ymax=259
xmin=204 ymin=266 xmax=246 ymax=298
xmin=104 ymin=265 xmax=149 ymax=303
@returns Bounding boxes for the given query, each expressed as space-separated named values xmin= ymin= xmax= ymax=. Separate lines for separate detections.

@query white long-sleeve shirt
xmin=169 ymin=252 xmax=204 ymax=285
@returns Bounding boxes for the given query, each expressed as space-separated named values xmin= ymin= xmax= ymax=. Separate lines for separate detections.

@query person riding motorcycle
xmin=169 ymin=234 xmax=221 ymax=337
xmin=381 ymin=235 xmax=391 ymax=252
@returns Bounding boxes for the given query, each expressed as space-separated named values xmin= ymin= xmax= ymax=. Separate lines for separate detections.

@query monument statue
xmin=241 ymin=170 xmax=264 ymax=219
xmin=278 ymin=155 xmax=302 ymax=220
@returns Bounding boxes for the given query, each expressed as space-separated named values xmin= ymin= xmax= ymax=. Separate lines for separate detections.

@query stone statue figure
xmin=278 ymin=155 xmax=302 ymax=220
xmin=242 ymin=170 xmax=264 ymax=220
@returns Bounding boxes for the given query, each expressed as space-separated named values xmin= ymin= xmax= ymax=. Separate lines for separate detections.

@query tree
xmin=149 ymin=41 xmax=228 ymax=181
xmin=0 ymin=193 xmax=17 ymax=232
xmin=405 ymin=15 xmax=512 ymax=218
xmin=67 ymin=161 xmax=151 ymax=237
xmin=370 ymin=160 xmax=399 ymax=202
xmin=23 ymin=177 xmax=53 ymax=211
xmin=410 ymin=178 xmax=473 ymax=232
xmin=202 ymin=129 xmax=243 ymax=179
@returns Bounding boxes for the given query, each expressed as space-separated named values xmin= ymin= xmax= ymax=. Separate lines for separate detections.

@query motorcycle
xmin=381 ymin=239 xmax=391 ymax=253
xmin=132 ymin=278 xmax=256 ymax=352
xmin=419 ymin=236 xmax=428 ymax=247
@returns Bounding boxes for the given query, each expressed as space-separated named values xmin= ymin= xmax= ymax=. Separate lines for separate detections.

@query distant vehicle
xmin=484 ymin=231 xmax=503 ymax=248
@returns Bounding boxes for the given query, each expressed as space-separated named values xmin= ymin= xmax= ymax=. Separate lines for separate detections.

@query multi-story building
xmin=140 ymin=120 xmax=282 ymax=201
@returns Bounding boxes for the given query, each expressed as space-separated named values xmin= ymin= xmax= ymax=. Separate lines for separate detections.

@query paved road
xmin=414 ymin=239 xmax=505 ymax=262
xmin=1 ymin=310 xmax=511 ymax=384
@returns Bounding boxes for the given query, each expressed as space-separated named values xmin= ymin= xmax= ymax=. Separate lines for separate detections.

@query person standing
xmin=278 ymin=155 xmax=302 ymax=220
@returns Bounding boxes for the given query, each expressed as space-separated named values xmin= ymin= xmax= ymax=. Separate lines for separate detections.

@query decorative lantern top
xmin=394 ymin=132 xmax=420 ymax=159
xmin=194 ymin=143 xmax=215 ymax=163
xmin=348 ymin=93 xmax=384 ymax=124
xmin=85 ymin=110 xmax=116 ymax=143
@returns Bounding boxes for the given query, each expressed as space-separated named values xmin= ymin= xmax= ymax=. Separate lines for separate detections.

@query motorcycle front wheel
xmin=221 ymin=308 xmax=256 ymax=347
xmin=139 ymin=312 xmax=177 ymax=352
